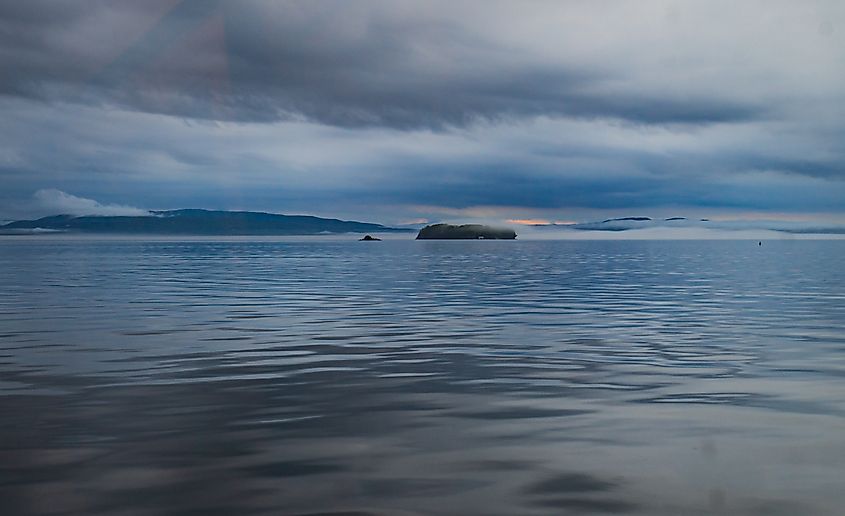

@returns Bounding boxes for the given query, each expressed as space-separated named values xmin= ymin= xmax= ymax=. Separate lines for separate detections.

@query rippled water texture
xmin=1 ymin=238 xmax=844 ymax=515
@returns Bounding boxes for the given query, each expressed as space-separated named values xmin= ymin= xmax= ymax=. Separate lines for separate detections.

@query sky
xmin=1 ymin=0 xmax=844 ymax=227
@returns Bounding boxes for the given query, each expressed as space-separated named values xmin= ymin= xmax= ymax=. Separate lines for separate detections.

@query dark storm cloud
xmin=0 ymin=0 xmax=764 ymax=128
xmin=1 ymin=1 xmax=844 ymax=223
xmin=358 ymin=161 xmax=845 ymax=213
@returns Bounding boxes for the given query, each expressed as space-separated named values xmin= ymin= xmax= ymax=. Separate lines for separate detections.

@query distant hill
xmin=524 ymin=216 xmax=845 ymax=234
xmin=0 ymin=209 xmax=411 ymax=235
xmin=601 ymin=216 xmax=652 ymax=223
xmin=567 ymin=216 xmax=655 ymax=232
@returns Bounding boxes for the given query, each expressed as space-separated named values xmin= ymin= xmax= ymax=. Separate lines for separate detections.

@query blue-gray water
xmin=1 ymin=238 xmax=844 ymax=515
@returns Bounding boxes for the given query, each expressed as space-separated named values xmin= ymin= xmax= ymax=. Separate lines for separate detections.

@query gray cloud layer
xmin=1 ymin=1 xmax=844 ymax=222
xmin=0 ymin=0 xmax=798 ymax=127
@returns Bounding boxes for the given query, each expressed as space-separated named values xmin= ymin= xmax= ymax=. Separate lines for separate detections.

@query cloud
xmin=0 ymin=0 xmax=823 ymax=129
xmin=34 ymin=189 xmax=150 ymax=216
xmin=1 ymin=99 xmax=842 ymax=224
xmin=0 ymin=2 xmax=844 ymax=223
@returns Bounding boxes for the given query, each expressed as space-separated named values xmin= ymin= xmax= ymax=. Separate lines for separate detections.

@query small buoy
xmin=758 ymin=241 xmax=762 ymax=246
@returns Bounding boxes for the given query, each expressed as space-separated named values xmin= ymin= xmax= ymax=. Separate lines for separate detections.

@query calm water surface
xmin=1 ymin=238 xmax=844 ymax=515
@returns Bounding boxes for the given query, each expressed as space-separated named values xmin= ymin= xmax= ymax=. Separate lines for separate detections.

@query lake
xmin=1 ymin=238 xmax=844 ymax=515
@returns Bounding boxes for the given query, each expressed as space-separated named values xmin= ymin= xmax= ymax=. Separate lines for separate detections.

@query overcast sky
xmin=1 ymin=0 xmax=844 ymax=225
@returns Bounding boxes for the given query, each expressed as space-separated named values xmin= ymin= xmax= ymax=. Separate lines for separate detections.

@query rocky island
xmin=416 ymin=223 xmax=517 ymax=240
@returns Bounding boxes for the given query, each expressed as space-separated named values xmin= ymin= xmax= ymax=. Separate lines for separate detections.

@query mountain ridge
xmin=0 ymin=209 xmax=411 ymax=235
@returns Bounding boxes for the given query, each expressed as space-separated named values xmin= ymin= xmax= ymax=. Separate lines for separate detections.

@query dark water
xmin=1 ymin=238 xmax=844 ymax=515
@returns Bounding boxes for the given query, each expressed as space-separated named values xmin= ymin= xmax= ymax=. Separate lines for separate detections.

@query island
xmin=416 ymin=223 xmax=517 ymax=240
xmin=359 ymin=235 xmax=381 ymax=241
xmin=0 ymin=209 xmax=411 ymax=236
xmin=601 ymin=216 xmax=652 ymax=223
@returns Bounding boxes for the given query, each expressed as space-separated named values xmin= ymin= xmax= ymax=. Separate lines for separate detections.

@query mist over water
xmin=1 ymin=238 xmax=844 ymax=515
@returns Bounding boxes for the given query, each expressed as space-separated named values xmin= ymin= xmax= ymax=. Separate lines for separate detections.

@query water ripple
xmin=1 ymin=238 xmax=844 ymax=515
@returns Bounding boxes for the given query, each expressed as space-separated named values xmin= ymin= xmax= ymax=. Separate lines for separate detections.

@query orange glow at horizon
xmin=507 ymin=219 xmax=550 ymax=225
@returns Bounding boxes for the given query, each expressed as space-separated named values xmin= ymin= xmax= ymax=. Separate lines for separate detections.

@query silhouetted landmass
xmin=601 ymin=216 xmax=652 ymax=223
xmin=561 ymin=217 xmax=655 ymax=231
xmin=1 ymin=209 xmax=410 ymax=235
xmin=779 ymin=227 xmax=845 ymax=234
xmin=416 ymin=224 xmax=517 ymax=240
xmin=359 ymin=235 xmax=381 ymax=241
xmin=531 ymin=217 xmax=845 ymax=234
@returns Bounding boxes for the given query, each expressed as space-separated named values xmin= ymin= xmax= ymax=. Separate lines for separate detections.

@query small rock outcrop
xmin=359 ymin=235 xmax=381 ymax=241
xmin=415 ymin=224 xmax=516 ymax=240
